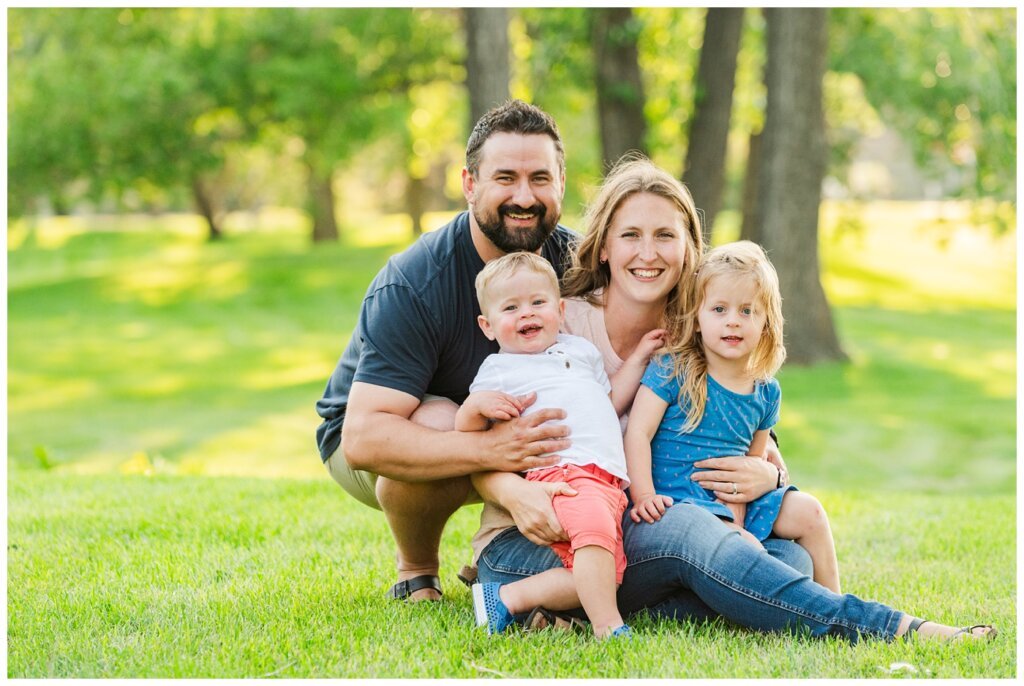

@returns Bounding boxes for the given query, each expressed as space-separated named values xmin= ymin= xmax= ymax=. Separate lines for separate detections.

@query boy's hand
xmin=465 ymin=391 xmax=526 ymax=422
xmin=629 ymin=493 xmax=674 ymax=523
xmin=627 ymin=328 xmax=667 ymax=367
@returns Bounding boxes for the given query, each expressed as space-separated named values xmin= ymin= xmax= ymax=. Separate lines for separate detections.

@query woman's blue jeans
xmin=477 ymin=502 xmax=904 ymax=642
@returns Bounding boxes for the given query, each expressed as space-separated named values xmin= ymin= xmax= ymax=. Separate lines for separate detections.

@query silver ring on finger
xmin=731 ymin=482 xmax=738 ymax=495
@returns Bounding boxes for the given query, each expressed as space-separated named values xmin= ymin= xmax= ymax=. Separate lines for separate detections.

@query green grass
xmin=6 ymin=201 xmax=1017 ymax=677
xmin=7 ymin=475 xmax=1015 ymax=678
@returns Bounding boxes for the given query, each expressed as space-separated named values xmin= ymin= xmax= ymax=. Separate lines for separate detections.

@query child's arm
xmin=624 ymin=385 xmax=675 ymax=523
xmin=609 ymin=329 xmax=666 ymax=416
xmin=454 ymin=391 xmax=526 ymax=432
xmin=747 ymin=429 xmax=770 ymax=459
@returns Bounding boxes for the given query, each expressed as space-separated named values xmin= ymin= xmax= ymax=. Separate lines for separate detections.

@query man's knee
xmin=325 ymin=447 xmax=381 ymax=509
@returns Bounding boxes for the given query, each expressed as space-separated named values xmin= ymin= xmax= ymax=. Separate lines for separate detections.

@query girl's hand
xmin=629 ymin=493 xmax=674 ymax=523
xmin=690 ymin=456 xmax=779 ymax=503
xmin=627 ymin=329 xmax=667 ymax=367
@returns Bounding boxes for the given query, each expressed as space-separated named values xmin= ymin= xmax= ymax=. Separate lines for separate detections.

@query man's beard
xmin=474 ymin=203 xmax=559 ymax=254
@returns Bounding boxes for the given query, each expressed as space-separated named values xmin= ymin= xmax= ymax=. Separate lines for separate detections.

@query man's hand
xmin=481 ymin=392 xmax=571 ymax=472
xmin=504 ymin=478 xmax=576 ymax=545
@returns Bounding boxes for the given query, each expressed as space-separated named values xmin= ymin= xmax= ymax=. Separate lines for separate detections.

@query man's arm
xmin=342 ymin=382 xmax=569 ymax=482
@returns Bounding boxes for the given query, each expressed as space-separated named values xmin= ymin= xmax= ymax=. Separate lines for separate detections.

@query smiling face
xmin=599 ymin=192 xmax=688 ymax=310
xmin=463 ymin=132 xmax=565 ymax=260
xmin=696 ymin=272 xmax=768 ymax=370
xmin=477 ymin=266 xmax=564 ymax=355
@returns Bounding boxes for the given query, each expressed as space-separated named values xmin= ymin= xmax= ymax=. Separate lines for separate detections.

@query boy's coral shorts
xmin=526 ymin=463 xmax=628 ymax=583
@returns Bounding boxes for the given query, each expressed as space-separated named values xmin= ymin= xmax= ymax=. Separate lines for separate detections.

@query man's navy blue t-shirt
xmin=315 ymin=211 xmax=577 ymax=462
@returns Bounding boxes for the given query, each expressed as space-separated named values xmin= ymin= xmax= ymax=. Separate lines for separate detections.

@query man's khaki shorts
xmin=325 ymin=444 xmax=382 ymax=510
xmin=324 ymin=394 xmax=482 ymax=510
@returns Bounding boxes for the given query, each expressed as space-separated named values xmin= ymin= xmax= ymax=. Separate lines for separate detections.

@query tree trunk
xmin=464 ymin=8 xmax=510 ymax=128
xmin=191 ymin=176 xmax=223 ymax=241
xmin=406 ymin=173 xmax=426 ymax=237
xmin=308 ymin=164 xmax=339 ymax=243
xmin=683 ymin=8 xmax=744 ymax=246
xmin=756 ymin=8 xmax=846 ymax=364
xmin=591 ymin=7 xmax=647 ymax=168
xmin=740 ymin=130 xmax=763 ymax=244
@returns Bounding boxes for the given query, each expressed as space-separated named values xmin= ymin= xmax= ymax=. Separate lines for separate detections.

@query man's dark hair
xmin=465 ymin=99 xmax=565 ymax=177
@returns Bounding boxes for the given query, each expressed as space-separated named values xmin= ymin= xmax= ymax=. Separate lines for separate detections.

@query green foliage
xmin=829 ymin=8 xmax=1016 ymax=199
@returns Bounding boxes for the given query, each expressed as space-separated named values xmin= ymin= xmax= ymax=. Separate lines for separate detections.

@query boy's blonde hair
xmin=475 ymin=251 xmax=560 ymax=313
xmin=665 ymin=240 xmax=786 ymax=432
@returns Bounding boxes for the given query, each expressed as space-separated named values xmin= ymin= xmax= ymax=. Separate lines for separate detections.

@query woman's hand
xmin=690 ymin=456 xmax=780 ymax=503
xmin=764 ymin=440 xmax=789 ymax=488
xmin=629 ymin=493 xmax=674 ymax=523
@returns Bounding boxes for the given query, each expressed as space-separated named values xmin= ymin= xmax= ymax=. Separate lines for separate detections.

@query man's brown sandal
xmin=387 ymin=575 xmax=443 ymax=601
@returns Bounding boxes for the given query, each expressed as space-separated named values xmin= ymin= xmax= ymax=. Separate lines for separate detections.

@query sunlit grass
xmin=6 ymin=474 xmax=1015 ymax=678
xmin=8 ymin=200 xmax=1013 ymax=491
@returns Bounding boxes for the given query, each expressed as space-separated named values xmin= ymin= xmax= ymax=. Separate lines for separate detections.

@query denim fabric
xmin=477 ymin=503 xmax=904 ymax=642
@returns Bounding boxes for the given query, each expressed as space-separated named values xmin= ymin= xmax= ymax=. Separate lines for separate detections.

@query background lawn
xmin=6 ymin=201 xmax=1016 ymax=677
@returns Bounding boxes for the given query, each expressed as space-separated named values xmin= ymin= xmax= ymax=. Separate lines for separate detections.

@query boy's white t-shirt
xmin=468 ymin=333 xmax=629 ymax=486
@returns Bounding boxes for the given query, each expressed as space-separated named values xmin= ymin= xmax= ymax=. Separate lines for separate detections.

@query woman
xmin=470 ymin=156 xmax=994 ymax=642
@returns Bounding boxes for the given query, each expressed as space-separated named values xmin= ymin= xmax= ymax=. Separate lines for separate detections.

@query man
xmin=316 ymin=101 xmax=579 ymax=602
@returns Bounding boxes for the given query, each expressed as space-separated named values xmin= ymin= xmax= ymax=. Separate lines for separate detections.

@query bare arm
xmin=609 ymin=329 xmax=666 ymax=416
xmin=342 ymin=382 xmax=569 ymax=482
xmin=624 ymin=385 xmax=675 ymax=523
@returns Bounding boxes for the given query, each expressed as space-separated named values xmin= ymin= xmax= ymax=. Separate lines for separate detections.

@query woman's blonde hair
xmin=562 ymin=155 xmax=704 ymax=329
xmin=666 ymin=240 xmax=786 ymax=432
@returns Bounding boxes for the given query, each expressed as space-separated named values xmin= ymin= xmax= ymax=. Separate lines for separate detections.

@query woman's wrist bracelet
xmin=776 ymin=465 xmax=785 ymax=488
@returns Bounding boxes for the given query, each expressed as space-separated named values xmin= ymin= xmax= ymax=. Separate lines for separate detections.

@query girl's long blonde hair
xmin=665 ymin=241 xmax=786 ymax=432
xmin=562 ymin=155 xmax=704 ymax=329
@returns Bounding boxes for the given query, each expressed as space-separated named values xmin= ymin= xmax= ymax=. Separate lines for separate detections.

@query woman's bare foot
xmin=898 ymin=615 xmax=997 ymax=642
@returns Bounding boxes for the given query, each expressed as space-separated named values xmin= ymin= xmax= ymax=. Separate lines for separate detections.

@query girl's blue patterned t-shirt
xmin=640 ymin=354 xmax=781 ymax=507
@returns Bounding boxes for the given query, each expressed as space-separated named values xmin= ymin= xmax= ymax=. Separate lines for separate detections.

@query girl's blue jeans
xmin=476 ymin=502 xmax=904 ymax=643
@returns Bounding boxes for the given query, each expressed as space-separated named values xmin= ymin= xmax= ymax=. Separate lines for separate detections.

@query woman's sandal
xmin=907 ymin=617 xmax=998 ymax=642
xmin=522 ymin=605 xmax=589 ymax=633
xmin=387 ymin=575 xmax=443 ymax=602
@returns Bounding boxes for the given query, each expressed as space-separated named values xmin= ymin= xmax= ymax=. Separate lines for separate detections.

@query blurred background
xmin=6 ymin=7 xmax=1016 ymax=492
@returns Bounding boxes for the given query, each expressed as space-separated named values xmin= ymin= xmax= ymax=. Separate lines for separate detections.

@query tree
xmin=682 ymin=8 xmax=744 ymax=245
xmin=828 ymin=8 xmax=1015 ymax=203
xmin=756 ymin=8 xmax=846 ymax=365
xmin=224 ymin=9 xmax=458 ymax=242
xmin=8 ymin=8 xmax=244 ymax=239
xmin=590 ymin=8 xmax=647 ymax=167
xmin=463 ymin=8 xmax=510 ymax=128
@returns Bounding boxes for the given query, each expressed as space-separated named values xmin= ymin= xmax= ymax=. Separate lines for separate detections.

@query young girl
xmin=625 ymin=240 xmax=842 ymax=593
